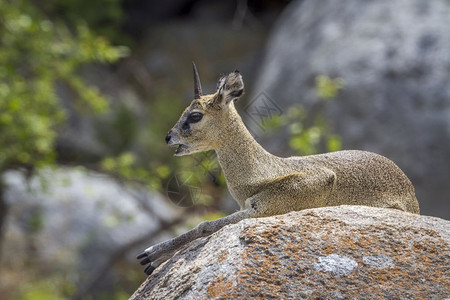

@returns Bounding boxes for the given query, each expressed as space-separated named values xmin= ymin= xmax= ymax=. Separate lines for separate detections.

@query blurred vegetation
xmin=0 ymin=0 xmax=127 ymax=174
xmin=288 ymin=75 xmax=344 ymax=155
xmin=0 ymin=0 xmax=128 ymax=298
xmin=39 ymin=0 xmax=124 ymax=40
xmin=315 ymin=75 xmax=345 ymax=100
xmin=261 ymin=75 xmax=344 ymax=156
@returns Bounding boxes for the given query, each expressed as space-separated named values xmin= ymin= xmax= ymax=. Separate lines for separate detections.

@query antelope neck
xmin=214 ymin=105 xmax=279 ymax=186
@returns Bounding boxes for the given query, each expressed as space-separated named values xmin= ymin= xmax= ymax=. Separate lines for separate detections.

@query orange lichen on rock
xmin=206 ymin=275 xmax=234 ymax=298
xmin=130 ymin=206 xmax=450 ymax=300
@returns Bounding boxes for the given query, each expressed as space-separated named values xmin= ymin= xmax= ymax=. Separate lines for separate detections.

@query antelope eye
xmin=188 ymin=112 xmax=203 ymax=123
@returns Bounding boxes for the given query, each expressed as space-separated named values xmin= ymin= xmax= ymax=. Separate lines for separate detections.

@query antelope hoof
xmin=137 ymin=251 xmax=156 ymax=274
xmin=144 ymin=264 xmax=156 ymax=275
xmin=136 ymin=251 xmax=148 ymax=260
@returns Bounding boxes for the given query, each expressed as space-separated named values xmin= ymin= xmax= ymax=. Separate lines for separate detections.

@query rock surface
xmin=131 ymin=205 xmax=450 ymax=299
xmin=249 ymin=0 xmax=450 ymax=219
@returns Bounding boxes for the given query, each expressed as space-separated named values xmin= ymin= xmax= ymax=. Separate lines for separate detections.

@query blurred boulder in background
xmin=251 ymin=0 xmax=450 ymax=219
xmin=1 ymin=168 xmax=180 ymax=298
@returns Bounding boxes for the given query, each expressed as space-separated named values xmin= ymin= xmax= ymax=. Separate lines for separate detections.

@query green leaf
xmin=315 ymin=75 xmax=345 ymax=100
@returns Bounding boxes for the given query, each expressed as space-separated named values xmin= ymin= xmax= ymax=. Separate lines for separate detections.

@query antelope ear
xmin=215 ymin=70 xmax=244 ymax=106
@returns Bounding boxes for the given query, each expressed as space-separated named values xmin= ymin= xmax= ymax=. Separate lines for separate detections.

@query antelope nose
xmin=165 ymin=131 xmax=172 ymax=144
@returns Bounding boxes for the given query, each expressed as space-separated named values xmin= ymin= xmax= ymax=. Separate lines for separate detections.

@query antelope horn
xmin=192 ymin=62 xmax=203 ymax=99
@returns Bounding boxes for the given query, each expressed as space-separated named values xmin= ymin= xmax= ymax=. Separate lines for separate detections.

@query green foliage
xmin=0 ymin=0 xmax=128 ymax=172
xmin=285 ymin=105 xmax=341 ymax=155
xmin=101 ymin=151 xmax=161 ymax=190
xmin=315 ymin=75 xmax=345 ymax=100
xmin=17 ymin=274 xmax=75 ymax=300
xmin=261 ymin=102 xmax=342 ymax=156
xmin=280 ymin=75 xmax=345 ymax=155
xmin=326 ymin=134 xmax=342 ymax=152
xmin=39 ymin=0 xmax=125 ymax=44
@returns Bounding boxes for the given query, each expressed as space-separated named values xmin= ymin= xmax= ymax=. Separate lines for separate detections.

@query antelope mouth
xmin=173 ymin=144 xmax=188 ymax=156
